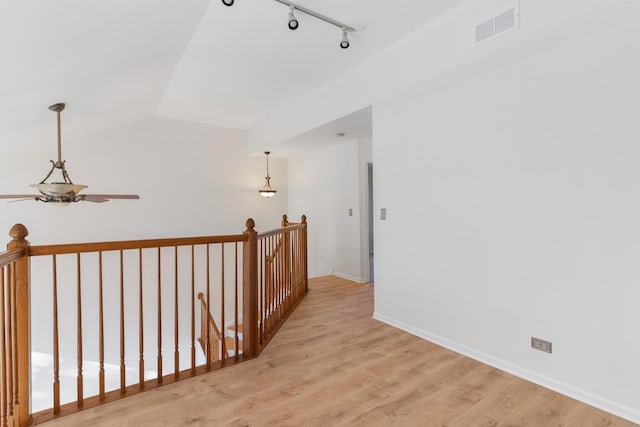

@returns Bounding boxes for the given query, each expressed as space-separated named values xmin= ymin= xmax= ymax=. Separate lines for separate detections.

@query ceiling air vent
xmin=474 ymin=3 xmax=520 ymax=45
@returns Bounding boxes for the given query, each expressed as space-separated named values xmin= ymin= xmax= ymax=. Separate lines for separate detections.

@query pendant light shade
xmin=259 ymin=151 xmax=277 ymax=198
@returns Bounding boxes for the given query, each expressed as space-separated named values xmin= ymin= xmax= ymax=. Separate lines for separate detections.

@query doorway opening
xmin=368 ymin=162 xmax=374 ymax=283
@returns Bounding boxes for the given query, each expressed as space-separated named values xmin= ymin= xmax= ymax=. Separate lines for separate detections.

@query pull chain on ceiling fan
xmin=0 ymin=103 xmax=140 ymax=204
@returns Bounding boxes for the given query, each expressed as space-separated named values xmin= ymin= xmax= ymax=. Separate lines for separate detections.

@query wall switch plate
xmin=348 ymin=208 xmax=353 ymax=216
xmin=380 ymin=208 xmax=387 ymax=220
xmin=531 ymin=337 xmax=552 ymax=354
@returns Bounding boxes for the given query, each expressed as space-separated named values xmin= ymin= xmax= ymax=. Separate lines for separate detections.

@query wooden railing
xmin=258 ymin=215 xmax=308 ymax=346
xmin=0 ymin=216 xmax=307 ymax=426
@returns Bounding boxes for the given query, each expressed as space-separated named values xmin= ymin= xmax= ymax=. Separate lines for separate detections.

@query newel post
xmin=242 ymin=219 xmax=258 ymax=357
xmin=281 ymin=215 xmax=291 ymax=295
xmin=7 ymin=224 xmax=30 ymax=427
xmin=301 ymin=215 xmax=308 ymax=292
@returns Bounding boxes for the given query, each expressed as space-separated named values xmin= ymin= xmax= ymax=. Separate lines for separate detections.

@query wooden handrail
xmin=257 ymin=224 xmax=304 ymax=239
xmin=197 ymin=293 xmax=222 ymax=363
xmin=197 ymin=293 xmax=223 ymax=340
xmin=29 ymin=234 xmax=247 ymax=256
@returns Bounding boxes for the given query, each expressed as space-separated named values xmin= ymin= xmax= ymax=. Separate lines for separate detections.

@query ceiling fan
xmin=0 ymin=103 xmax=139 ymax=204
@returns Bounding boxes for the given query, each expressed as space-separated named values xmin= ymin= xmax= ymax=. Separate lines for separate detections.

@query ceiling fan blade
xmin=7 ymin=198 xmax=38 ymax=203
xmin=0 ymin=194 xmax=40 ymax=199
xmin=83 ymin=198 xmax=109 ymax=203
xmin=82 ymin=194 xmax=140 ymax=200
xmin=80 ymin=194 xmax=139 ymax=203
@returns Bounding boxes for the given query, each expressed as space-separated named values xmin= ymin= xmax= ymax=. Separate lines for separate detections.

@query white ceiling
xmin=272 ymin=106 xmax=372 ymax=158
xmin=0 ymin=0 xmax=462 ymax=155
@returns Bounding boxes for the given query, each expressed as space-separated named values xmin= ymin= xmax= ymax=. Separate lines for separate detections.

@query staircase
xmin=197 ymin=292 xmax=243 ymax=361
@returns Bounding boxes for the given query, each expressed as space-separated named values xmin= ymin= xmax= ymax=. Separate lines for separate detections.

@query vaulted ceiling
xmin=0 ymin=0 xmax=462 ymax=155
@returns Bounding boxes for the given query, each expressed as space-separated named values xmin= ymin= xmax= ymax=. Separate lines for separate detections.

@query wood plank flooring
xmin=39 ymin=276 xmax=637 ymax=427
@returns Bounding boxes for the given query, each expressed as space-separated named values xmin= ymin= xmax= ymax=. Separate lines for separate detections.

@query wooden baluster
xmin=98 ymin=252 xmax=105 ymax=400
xmin=220 ymin=244 xmax=225 ymax=364
xmin=279 ymin=233 xmax=283 ymax=319
xmin=138 ymin=249 xmax=144 ymax=390
xmin=157 ymin=247 xmax=162 ymax=384
xmin=259 ymin=239 xmax=263 ymax=346
xmin=5 ymin=265 xmax=13 ymax=420
xmin=292 ymin=229 xmax=297 ymax=297
xmin=274 ymin=235 xmax=278 ymax=323
xmin=268 ymin=235 xmax=273 ymax=335
xmin=1 ymin=267 xmax=6 ymax=427
xmin=52 ymin=255 xmax=60 ymax=414
xmin=297 ymin=228 xmax=302 ymax=295
xmin=242 ymin=219 xmax=258 ymax=357
xmin=234 ymin=242 xmax=238 ymax=359
xmin=302 ymin=215 xmax=308 ymax=292
xmin=76 ymin=254 xmax=84 ymax=407
xmin=119 ymin=250 xmax=125 ymax=395
xmin=205 ymin=245 xmax=210 ymax=369
xmin=276 ymin=234 xmax=280 ymax=322
xmin=173 ymin=246 xmax=179 ymax=380
xmin=10 ymin=265 xmax=17 ymax=421
xmin=285 ymin=228 xmax=291 ymax=312
xmin=190 ymin=246 xmax=195 ymax=374
xmin=272 ymin=235 xmax=277 ymax=325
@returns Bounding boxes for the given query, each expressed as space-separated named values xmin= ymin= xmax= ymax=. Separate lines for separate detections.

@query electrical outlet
xmin=531 ymin=337 xmax=552 ymax=354
xmin=380 ymin=208 xmax=387 ymax=220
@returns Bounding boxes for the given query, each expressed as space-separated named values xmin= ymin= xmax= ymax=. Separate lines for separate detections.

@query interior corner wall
xmin=372 ymin=8 xmax=640 ymax=423
xmin=287 ymin=139 xmax=370 ymax=282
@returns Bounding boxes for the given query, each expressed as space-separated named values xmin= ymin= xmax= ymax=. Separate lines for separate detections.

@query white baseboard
xmin=372 ymin=312 xmax=640 ymax=425
xmin=333 ymin=271 xmax=368 ymax=283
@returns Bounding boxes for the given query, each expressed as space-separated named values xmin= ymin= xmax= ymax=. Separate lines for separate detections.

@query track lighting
xmin=273 ymin=0 xmax=364 ymax=49
xmin=220 ymin=0 xmax=364 ymax=49
xmin=288 ymin=6 xmax=299 ymax=30
xmin=340 ymin=29 xmax=350 ymax=49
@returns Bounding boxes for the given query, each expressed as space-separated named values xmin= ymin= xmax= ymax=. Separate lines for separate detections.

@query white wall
xmin=252 ymin=0 xmax=640 ymax=423
xmin=373 ymin=4 xmax=640 ymax=424
xmin=288 ymin=138 xmax=371 ymax=282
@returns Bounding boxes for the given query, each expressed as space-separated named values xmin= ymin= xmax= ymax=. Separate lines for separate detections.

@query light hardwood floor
xmin=40 ymin=276 xmax=637 ymax=427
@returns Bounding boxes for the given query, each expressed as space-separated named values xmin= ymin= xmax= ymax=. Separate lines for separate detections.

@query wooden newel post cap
xmin=282 ymin=214 xmax=288 ymax=222
xmin=9 ymin=224 xmax=28 ymax=242
xmin=301 ymin=215 xmax=307 ymax=224
xmin=245 ymin=218 xmax=255 ymax=231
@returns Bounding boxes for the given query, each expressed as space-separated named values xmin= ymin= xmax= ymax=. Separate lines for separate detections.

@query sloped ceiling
xmin=0 ymin=0 xmax=461 ymax=154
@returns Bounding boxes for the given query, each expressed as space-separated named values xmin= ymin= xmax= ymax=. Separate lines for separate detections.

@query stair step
xmin=224 ymin=336 xmax=242 ymax=351
xmin=228 ymin=324 xmax=243 ymax=333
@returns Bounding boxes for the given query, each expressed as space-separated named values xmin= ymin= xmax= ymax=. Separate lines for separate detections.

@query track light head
xmin=221 ymin=0 xmax=234 ymax=6
xmin=340 ymin=29 xmax=350 ymax=49
xmin=288 ymin=6 xmax=299 ymax=30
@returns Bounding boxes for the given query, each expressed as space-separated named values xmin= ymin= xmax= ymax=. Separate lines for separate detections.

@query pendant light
xmin=259 ymin=151 xmax=277 ymax=198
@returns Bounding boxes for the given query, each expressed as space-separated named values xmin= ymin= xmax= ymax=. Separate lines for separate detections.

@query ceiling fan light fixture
xmin=31 ymin=183 xmax=87 ymax=198
xmin=259 ymin=151 xmax=277 ymax=198
xmin=0 ymin=102 xmax=140 ymax=204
